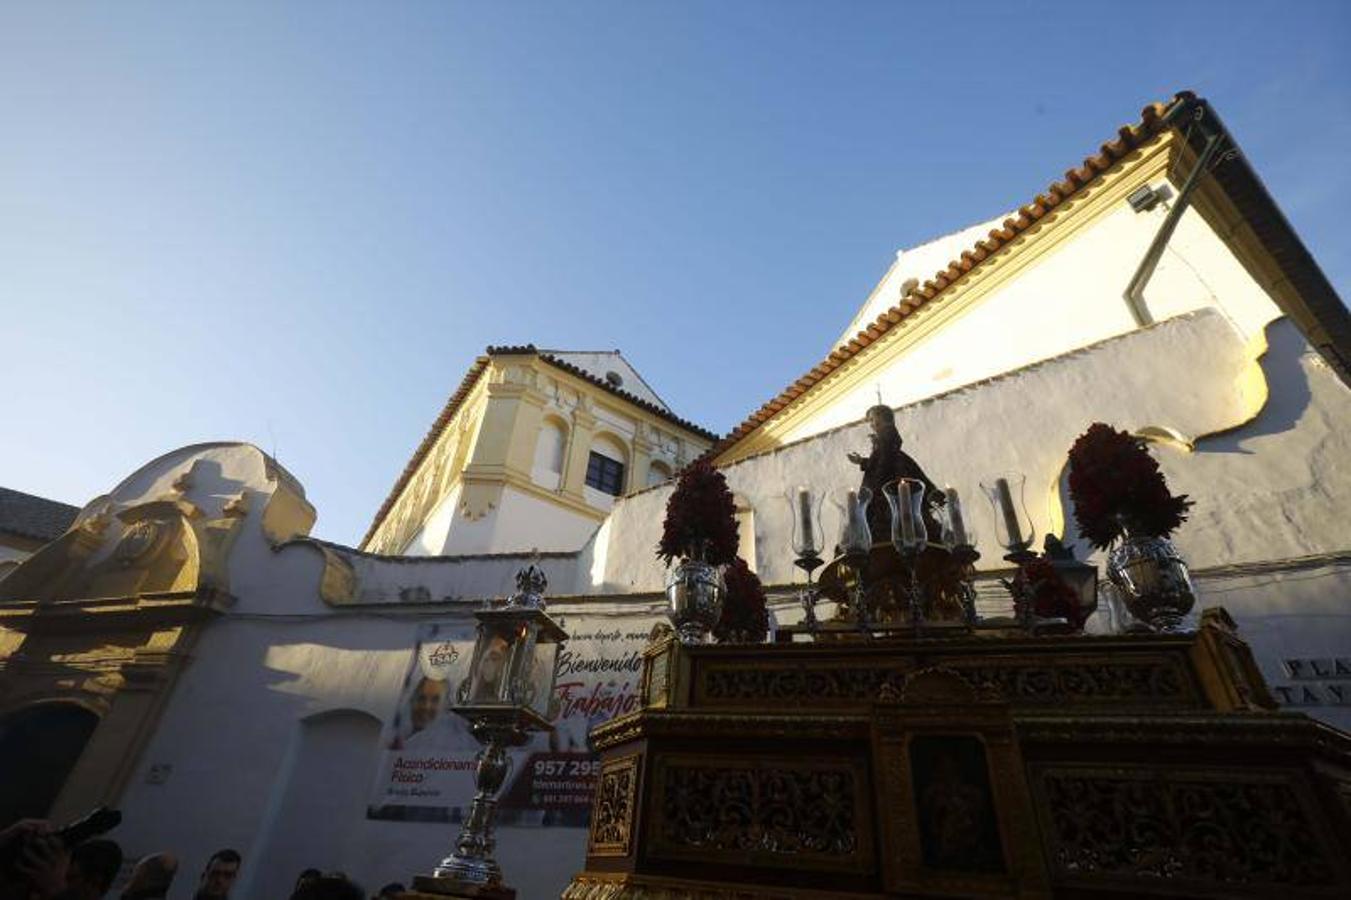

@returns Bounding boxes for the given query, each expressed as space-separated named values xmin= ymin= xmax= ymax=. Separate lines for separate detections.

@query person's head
xmin=293 ymin=868 xmax=321 ymax=893
xmin=376 ymin=883 xmax=405 ymax=899
xmin=121 ymin=852 xmax=178 ymax=899
xmin=196 ymin=849 xmax=241 ymax=899
xmin=289 ymin=873 xmax=364 ymax=900
xmin=67 ymin=839 xmax=123 ymax=900
xmin=409 ymin=677 xmax=446 ymax=732
xmin=866 ymin=405 xmax=898 ymax=439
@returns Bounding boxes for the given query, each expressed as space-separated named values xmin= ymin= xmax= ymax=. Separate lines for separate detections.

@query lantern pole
xmin=413 ymin=564 xmax=566 ymax=900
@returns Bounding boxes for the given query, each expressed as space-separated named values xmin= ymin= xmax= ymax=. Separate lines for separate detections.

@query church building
xmin=1 ymin=91 xmax=1348 ymax=899
xmin=361 ymin=346 xmax=716 ymax=557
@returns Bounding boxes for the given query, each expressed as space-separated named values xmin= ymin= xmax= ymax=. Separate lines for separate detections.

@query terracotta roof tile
xmin=708 ymin=93 xmax=1191 ymax=458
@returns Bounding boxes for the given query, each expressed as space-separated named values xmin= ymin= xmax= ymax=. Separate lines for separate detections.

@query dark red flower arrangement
xmin=714 ymin=557 xmax=769 ymax=642
xmin=657 ymin=458 xmax=739 ymax=566
xmin=1011 ymin=557 xmax=1090 ymax=629
xmin=1067 ymin=422 xmax=1193 ymax=551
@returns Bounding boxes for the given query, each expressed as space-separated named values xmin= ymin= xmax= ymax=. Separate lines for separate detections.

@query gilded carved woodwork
xmin=570 ymin=611 xmax=1351 ymax=898
xmin=639 ymin=624 xmax=676 ymax=710
xmin=562 ymin=872 xmax=849 ymax=899
xmin=1190 ymin=606 xmax=1279 ymax=711
xmin=695 ymin=647 xmax=1198 ymax=711
xmin=1034 ymin=766 xmax=1341 ymax=892
xmin=588 ymin=753 xmax=641 ymax=858
xmin=590 ymin=711 xmax=869 ymax=753
xmin=648 ymin=753 xmax=873 ymax=874
xmin=871 ymin=669 xmax=1049 ymax=898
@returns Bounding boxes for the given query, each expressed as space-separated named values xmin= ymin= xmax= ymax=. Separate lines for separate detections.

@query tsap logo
xmin=426 ymin=642 xmax=461 ymax=669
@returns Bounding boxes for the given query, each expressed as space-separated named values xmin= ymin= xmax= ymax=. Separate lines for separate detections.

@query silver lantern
xmin=417 ymin=564 xmax=567 ymax=897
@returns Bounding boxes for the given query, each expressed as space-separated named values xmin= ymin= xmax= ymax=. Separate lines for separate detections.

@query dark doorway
xmin=0 ymin=703 xmax=99 ymax=823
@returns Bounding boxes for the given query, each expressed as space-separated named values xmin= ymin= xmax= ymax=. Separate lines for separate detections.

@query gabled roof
xmin=834 ymin=213 xmax=1010 ymax=347
xmin=485 ymin=345 xmax=714 ymax=438
xmin=0 ymin=487 xmax=79 ymax=543
xmin=529 ymin=349 xmax=669 ymax=411
xmin=360 ymin=345 xmax=715 ymax=549
xmin=710 ymin=90 xmax=1349 ymax=461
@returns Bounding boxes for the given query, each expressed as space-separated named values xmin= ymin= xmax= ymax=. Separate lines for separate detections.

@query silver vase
xmin=665 ymin=558 xmax=724 ymax=644
xmin=1106 ymin=534 xmax=1195 ymax=632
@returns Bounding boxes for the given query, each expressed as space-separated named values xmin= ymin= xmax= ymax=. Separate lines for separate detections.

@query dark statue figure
xmin=847 ymin=405 xmax=944 ymax=543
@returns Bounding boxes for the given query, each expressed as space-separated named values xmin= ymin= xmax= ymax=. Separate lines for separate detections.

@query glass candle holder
xmin=940 ymin=485 xmax=973 ymax=548
xmin=883 ymin=478 xmax=927 ymax=554
xmin=786 ymin=486 xmax=825 ymax=564
xmin=836 ymin=487 xmax=873 ymax=557
xmin=980 ymin=472 xmax=1035 ymax=554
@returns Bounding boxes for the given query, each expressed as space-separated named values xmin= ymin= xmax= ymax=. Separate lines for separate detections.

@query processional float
xmin=557 ymin=408 xmax=1351 ymax=899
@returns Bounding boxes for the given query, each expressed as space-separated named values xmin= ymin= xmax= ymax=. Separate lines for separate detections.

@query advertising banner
xmin=367 ymin=614 xmax=658 ymax=826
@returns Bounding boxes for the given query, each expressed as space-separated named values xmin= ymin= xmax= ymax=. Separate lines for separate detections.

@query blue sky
xmin=3 ymin=1 xmax=1347 ymax=545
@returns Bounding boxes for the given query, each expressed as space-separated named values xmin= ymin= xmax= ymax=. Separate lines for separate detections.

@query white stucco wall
xmin=583 ymin=312 xmax=1351 ymax=722
xmin=402 ymin=482 xmax=602 ymax=558
xmin=113 ymin=551 xmax=659 ymax=900
xmin=594 ymin=311 xmax=1264 ymax=591
xmin=835 ymin=213 xmax=1009 ymax=347
xmin=404 ymin=483 xmax=464 ymax=556
xmin=788 ymin=180 xmax=1284 ymax=441
xmin=464 ymin=485 xmax=600 ymax=556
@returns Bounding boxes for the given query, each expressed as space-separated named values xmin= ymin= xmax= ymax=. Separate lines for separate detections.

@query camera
xmin=0 ymin=808 xmax=122 ymax=888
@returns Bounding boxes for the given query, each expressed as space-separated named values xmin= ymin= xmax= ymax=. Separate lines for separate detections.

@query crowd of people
xmin=0 ymin=819 xmax=406 ymax=900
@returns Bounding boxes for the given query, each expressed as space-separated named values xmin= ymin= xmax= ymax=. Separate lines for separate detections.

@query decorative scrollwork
xmin=588 ymin=754 xmax=639 ymax=857
xmin=700 ymin=659 xmax=1190 ymax=707
xmin=1040 ymin=769 xmax=1336 ymax=887
xmin=652 ymin=757 xmax=863 ymax=868
xmin=959 ymin=661 xmax=1186 ymax=703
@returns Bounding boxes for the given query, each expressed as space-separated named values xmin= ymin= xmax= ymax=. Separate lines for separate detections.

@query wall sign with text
xmin=367 ymin=615 xmax=660 ymax=826
xmin=1270 ymin=657 xmax=1351 ymax=707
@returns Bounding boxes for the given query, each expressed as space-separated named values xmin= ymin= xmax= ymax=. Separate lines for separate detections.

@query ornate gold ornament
xmin=588 ymin=753 xmax=641 ymax=857
xmin=567 ymin=613 xmax=1351 ymax=897
xmin=114 ymin=519 xmax=164 ymax=567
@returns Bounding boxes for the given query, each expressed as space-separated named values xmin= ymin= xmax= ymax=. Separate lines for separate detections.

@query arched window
xmin=646 ymin=460 xmax=673 ymax=488
xmin=586 ymin=434 xmax=628 ymax=498
xmin=533 ymin=418 xmax=569 ymax=490
xmin=0 ymin=703 xmax=99 ymax=822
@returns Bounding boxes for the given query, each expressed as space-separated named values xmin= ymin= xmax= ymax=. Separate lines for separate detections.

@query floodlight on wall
xmin=1128 ymin=184 xmax=1164 ymax=213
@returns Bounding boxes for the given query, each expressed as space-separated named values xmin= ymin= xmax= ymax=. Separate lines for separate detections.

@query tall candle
xmin=898 ymin=480 xmax=917 ymax=546
xmin=945 ymin=486 xmax=968 ymax=546
xmin=994 ymin=477 xmax=1024 ymax=547
xmin=844 ymin=490 xmax=864 ymax=552
xmin=797 ymin=487 xmax=816 ymax=552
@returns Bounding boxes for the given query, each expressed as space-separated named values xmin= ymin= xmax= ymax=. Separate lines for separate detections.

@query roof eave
xmin=710 ymin=89 xmax=1349 ymax=463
